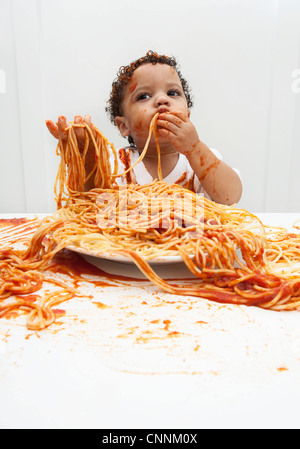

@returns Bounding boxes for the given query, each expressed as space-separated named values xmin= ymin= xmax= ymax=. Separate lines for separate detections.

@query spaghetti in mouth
xmin=1 ymin=114 xmax=300 ymax=330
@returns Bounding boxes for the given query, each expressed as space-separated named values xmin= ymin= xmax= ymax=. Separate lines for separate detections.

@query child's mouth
xmin=157 ymin=107 xmax=169 ymax=114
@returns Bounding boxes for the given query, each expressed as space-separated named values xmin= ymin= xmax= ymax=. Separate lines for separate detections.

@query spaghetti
xmin=1 ymin=114 xmax=300 ymax=330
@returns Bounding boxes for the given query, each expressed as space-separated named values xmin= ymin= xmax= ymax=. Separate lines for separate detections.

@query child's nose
xmin=154 ymin=94 xmax=170 ymax=108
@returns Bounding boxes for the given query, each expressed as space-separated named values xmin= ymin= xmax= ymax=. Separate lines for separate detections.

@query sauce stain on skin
xmin=133 ymin=120 xmax=144 ymax=136
xmin=128 ymin=82 xmax=138 ymax=93
xmin=199 ymin=159 xmax=221 ymax=181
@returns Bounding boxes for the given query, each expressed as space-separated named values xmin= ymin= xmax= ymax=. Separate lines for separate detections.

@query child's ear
xmin=115 ymin=116 xmax=130 ymax=137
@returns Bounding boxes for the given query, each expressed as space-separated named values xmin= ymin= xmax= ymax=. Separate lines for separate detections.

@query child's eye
xmin=168 ymin=89 xmax=180 ymax=97
xmin=137 ymin=93 xmax=151 ymax=101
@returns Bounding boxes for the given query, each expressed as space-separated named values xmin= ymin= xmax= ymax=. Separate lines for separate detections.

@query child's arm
xmin=45 ymin=115 xmax=96 ymax=191
xmin=157 ymin=112 xmax=242 ymax=205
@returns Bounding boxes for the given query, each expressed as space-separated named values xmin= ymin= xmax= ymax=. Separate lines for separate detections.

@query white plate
xmin=66 ymin=244 xmax=188 ymax=265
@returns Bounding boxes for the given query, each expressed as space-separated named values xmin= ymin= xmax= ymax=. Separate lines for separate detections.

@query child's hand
xmin=156 ymin=112 xmax=201 ymax=156
xmin=46 ymin=115 xmax=97 ymax=191
xmin=45 ymin=115 xmax=95 ymax=149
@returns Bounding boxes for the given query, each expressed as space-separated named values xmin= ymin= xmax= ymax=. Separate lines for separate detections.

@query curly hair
xmin=105 ymin=50 xmax=194 ymax=145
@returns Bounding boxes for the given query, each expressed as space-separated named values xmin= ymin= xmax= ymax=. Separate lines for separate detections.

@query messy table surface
xmin=1 ymin=212 xmax=300 ymax=429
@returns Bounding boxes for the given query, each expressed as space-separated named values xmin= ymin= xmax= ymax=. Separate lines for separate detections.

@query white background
xmin=1 ymin=0 xmax=300 ymax=214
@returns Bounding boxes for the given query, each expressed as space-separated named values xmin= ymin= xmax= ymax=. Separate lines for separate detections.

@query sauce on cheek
xmin=133 ymin=119 xmax=144 ymax=136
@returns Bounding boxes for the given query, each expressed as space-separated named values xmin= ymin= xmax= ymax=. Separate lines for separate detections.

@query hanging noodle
xmin=111 ymin=113 xmax=162 ymax=181
xmin=1 ymin=113 xmax=300 ymax=330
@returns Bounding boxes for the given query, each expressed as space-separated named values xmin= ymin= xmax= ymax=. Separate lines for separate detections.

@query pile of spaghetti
xmin=1 ymin=114 xmax=300 ymax=330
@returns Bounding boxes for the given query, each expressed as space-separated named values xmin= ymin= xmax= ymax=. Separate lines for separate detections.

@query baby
xmin=46 ymin=51 xmax=242 ymax=205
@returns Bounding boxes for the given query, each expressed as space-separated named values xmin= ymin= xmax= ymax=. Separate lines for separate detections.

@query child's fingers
xmin=83 ymin=114 xmax=91 ymax=125
xmin=57 ymin=116 xmax=69 ymax=141
xmin=157 ymin=128 xmax=171 ymax=137
xmin=157 ymin=118 xmax=180 ymax=135
xmin=45 ymin=120 xmax=59 ymax=139
xmin=83 ymin=114 xmax=96 ymax=137
xmin=159 ymin=111 xmax=186 ymax=122
xmin=74 ymin=116 xmax=86 ymax=143
xmin=169 ymin=111 xmax=189 ymax=121
xmin=157 ymin=112 xmax=185 ymax=129
xmin=157 ymin=128 xmax=177 ymax=145
xmin=45 ymin=115 xmax=96 ymax=143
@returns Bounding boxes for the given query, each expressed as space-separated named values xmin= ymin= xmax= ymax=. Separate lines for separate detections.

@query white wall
xmin=1 ymin=0 xmax=300 ymax=213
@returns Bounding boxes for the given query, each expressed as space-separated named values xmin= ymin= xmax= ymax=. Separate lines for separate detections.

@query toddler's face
xmin=115 ymin=63 xmax=189 ymax=149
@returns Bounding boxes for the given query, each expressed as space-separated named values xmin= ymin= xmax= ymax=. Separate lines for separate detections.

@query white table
xmin=1 ymin=213 xmax=300 ymax=429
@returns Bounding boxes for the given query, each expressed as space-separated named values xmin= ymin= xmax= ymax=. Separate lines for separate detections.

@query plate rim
xmin=65 ymin=244 xmax=187 ymax=265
